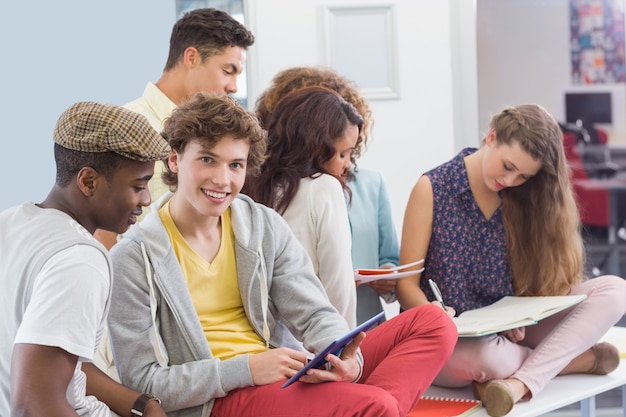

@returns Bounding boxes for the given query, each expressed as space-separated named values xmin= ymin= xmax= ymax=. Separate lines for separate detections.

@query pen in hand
xmin=428 ymin=279 xmax=447 ymax=310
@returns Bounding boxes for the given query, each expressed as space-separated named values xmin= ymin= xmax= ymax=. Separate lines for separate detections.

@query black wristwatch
xmin=130 ymin=393 xmax=161 ymax=417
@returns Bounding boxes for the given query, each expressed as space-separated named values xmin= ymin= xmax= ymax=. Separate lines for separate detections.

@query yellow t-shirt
xmin=159 ymin=202 xmax=267 ymax=359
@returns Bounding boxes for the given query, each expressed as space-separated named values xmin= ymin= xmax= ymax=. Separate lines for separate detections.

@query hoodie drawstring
xmin=141 ymin=242 xmax=169 ymax=366
xmin=258 ymin=247 xmax=271 ymax=347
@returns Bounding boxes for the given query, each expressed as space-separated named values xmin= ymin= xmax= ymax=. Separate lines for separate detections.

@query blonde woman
xmin=396 ymin=104 xmax=626 ymax=416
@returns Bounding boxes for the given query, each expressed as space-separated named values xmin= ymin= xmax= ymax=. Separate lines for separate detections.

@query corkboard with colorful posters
xmin=570 ymin=0 xmax=625 ymax=84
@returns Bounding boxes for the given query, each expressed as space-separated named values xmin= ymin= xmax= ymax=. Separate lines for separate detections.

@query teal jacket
xmin=348 ymin=168 xmax=400 ymax=325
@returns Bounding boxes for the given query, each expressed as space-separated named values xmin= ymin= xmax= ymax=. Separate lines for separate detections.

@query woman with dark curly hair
xmin=248 ymin=66 xmax=400 ymax=328
xmin=246 ymin=85 xmax=363 ymax=327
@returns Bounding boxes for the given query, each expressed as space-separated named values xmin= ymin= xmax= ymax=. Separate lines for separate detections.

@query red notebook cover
xmin=408 ymin=396 xmax=482 ymax=417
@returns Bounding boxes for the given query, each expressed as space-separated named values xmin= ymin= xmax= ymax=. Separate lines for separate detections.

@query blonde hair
xmin=492 ymin=104 xmax=585 ymax=295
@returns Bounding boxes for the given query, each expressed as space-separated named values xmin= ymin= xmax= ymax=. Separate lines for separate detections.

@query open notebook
xmin=453 ymin=294 xmax=587 ymax=337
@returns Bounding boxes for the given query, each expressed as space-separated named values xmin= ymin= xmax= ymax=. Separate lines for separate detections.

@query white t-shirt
xmin=15 ymin=245 xmax=111 ymax=417
xmin=16 ymin=245 xmax=109 ymax=359
xmin=0 ymin=203 xmax=112 ymax=417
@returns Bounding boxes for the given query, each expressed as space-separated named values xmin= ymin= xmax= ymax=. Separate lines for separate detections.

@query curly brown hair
xmin=161 ymin=93 xmax=266 ymax=190
xmin=247 ymin=86 xmax=363 ymax=214
xmin=255 ymin=66 xmax=372 ymax=165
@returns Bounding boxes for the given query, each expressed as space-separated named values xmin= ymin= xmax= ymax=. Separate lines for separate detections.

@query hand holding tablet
xmin=281 ymin=311 xmax=385 ymax=388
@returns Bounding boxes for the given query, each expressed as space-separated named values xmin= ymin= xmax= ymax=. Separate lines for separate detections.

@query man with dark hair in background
xmin=96 ymin=7 xmax=255 ymax=249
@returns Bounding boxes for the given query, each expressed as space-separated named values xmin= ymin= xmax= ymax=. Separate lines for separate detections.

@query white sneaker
xmin=618 ymin=227 xmax=626 ymax=241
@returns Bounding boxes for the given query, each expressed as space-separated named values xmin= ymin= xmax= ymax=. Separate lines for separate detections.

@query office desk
xmin=579 ymin=144 xmax=626 ymax=169
xmin=574 ymin=177 xmax=626 ymax=276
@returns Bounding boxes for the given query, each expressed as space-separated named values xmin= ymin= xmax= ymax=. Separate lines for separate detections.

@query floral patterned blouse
xmin=419 ymin=148 xmax=514 ymax=314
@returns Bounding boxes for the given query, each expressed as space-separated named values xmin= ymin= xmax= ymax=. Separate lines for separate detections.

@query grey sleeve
xmin=259 ymin=207 xmax=352 ymax=353
xmin=108 ymin=238 xmax=254 ymax=412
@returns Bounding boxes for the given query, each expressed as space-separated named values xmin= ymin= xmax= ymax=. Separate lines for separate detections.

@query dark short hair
xmin=161 ymin=93 xmax=267 ymax=190
xmin=164 ymin=8 xmax=254 ymax=71
xmin=54 ymin=143 xmax=134 ymax=187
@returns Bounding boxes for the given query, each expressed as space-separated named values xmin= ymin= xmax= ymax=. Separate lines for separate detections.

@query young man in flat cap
xmin=95 ymin=8 xmax=255 ymax=250
xmin=0 ymin=102 xmax=170 ymax=417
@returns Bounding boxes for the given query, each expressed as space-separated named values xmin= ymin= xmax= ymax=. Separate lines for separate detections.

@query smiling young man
xmin=0 ymin=101 xmax=170 ymax=417
xmin=106 ymin=92 xmax=457 ymax=417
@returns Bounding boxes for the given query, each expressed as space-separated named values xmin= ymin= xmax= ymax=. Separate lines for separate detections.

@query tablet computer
xmin=280 ymin=311 xmax=385 ymax=388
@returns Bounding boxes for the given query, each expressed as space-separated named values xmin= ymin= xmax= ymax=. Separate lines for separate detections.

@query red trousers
xmin=211 ymin=304 xmax=457 ymax=417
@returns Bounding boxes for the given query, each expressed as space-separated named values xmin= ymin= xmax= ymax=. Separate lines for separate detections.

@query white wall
xmin=450 ymin=0 xmax=480 ymax=149
xmin=0 ymin=0 xmax=175 ymax=211
xmin=247 ymin=0 xmax=458 ymax=234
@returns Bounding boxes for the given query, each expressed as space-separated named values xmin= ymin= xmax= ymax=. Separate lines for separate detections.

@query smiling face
xmin=92 ymin=160 xmax=154 ymax=233
xmin=321 ymin=123 xmax=359 ymax=178
xmin=482 ymin=130 xmax=542 ymax=191
xmin=168 ymin=136 xmax=249 ymax=219
xmin=186 ymin=46 xmax=245 ymax=96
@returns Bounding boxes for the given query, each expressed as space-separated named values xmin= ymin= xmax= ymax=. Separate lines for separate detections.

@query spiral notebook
xmin=408 ymin=396 xmax=481 ymax=417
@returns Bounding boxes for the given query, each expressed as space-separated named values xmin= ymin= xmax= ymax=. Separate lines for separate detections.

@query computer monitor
xmin=565 ymin=92 xmax=612 ymax=124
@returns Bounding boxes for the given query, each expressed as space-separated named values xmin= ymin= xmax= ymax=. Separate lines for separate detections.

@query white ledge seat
xmin=422 ymin=327 xmax=626 ymax=417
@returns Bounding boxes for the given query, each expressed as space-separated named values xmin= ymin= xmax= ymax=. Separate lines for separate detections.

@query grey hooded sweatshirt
xmin=108 ymin=193 xmax=352 ymax=417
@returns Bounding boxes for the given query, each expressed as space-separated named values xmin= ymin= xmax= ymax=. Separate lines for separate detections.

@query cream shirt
xmin=124 ymin=82 xmax=177 ymax=208
xmin=281 ymin=175 xmax=357 ymax=328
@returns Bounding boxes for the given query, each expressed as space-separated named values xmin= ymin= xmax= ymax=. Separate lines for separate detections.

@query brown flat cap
xmin=53 ymin=101 xmax=170 ymax=162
